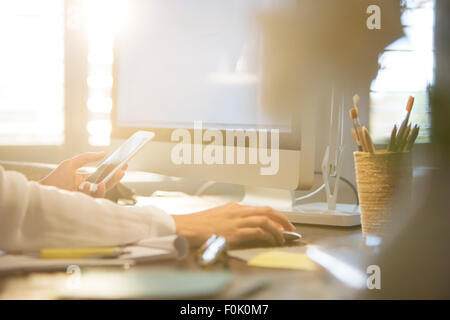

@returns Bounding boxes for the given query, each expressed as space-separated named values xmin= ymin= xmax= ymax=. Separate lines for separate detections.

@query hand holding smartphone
xmin=79 ymin=131 xmax=155 ymax=193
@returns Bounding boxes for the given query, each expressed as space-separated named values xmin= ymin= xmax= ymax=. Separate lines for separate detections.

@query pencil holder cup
xmin=354 ymin=151 xmax=412 ymax=238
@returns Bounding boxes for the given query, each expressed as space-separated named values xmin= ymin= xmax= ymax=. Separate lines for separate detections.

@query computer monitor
xmin=111 ymin=0 xmax=316 ymax=194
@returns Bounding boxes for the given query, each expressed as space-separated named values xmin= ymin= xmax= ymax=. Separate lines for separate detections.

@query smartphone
xmin=80 ymin=131 xmax=154 ymax=192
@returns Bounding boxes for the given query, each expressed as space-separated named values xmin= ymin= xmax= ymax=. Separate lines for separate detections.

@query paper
xmin=120 ymin=246 xmax=176 ymax=262
xmin=0 ymin=235 xmax=188 ymax=274
xmin=0 ymin=255 xmax=134 ymax=274
xmin=247 ymin=251 xmax=317 ymax=271
xmin=122 ymin=235 xmax=189 ymax=261
xmin=135 ymin=235 xmax=189 ymax=259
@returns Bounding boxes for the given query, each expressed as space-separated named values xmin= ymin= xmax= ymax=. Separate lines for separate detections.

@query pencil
xmin=406 ymin=125 xmax=420 ymax=151
xmin=387 ymin=125 xmax=397 ymax=152
xmin=402 ymin=124 xmax=412 ymax=151
xmin=352 ymin=94 xmax=361 ymax=126
xmin=349 ymin=108 xmax=362 ymax=147
xmin=351 ymin=127 xmax=360 ymax=148
xmin=396 ymin=96 xmax=415 ymax=144
xmin=349 ymin=108 xmax=363 ymax=151
xmin=363 ymin=126 xmax=376 ymax=154
xmin=405 ymin=96 xmax=414 ymax=123
xmin=397 ymin=124 xmax=411 ymax=152
xmin=357 ymin=126 xmax=367 ymax=152
xmin=353 ymin=105 xmax=362 ymax=128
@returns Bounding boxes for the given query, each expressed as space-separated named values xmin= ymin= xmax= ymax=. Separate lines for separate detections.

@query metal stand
xmin=240 ymin=89 xmax=361 ymax=226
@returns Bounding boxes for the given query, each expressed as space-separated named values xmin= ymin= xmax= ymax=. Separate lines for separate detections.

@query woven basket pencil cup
xmin=354 ymin=151 xmax=412 ymax=238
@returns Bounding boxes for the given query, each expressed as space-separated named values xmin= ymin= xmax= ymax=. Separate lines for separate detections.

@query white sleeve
xmin=0 ymin=166 xmax=176 ymax=252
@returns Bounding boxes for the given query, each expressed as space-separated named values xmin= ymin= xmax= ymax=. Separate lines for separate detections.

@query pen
xmin=40 ymin=247 xmax=126 ymax=259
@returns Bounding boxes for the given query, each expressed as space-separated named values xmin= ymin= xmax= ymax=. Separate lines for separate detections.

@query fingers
xmin=78 ymin=173 xmax=90 ymax=180
xmin=105 ymin=169 xmax=126 ymax=191
xmin=80 ymin=181 xmax=106 ymax=198
xmin=82 ymin=181 xmax=90 ymax=194
xmin=235 ymin=205 xmax=295 ymax=232
xmin=93 ymin=182 xmax=106 ymax=198
xmin=238 ymin=216 xmax=285 ymax=245
xmin=75 ymin=172 xmax=90 ymax=186
xmin=70 ymin=152 xmax=106 ymax=169
xmin=233 ymin=228 xmax=278 ymax=246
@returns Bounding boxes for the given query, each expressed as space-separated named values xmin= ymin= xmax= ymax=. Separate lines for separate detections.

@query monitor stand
xmin=240 ymin=88 xmax=361 ymax=226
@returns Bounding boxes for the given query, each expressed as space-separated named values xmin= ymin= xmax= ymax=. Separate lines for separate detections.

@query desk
xmin=0 ymin=224 xmax=364 ymax=300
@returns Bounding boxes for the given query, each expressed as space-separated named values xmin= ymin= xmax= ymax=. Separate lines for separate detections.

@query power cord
xmin=295 ymin=171 xmax=359 ymax=205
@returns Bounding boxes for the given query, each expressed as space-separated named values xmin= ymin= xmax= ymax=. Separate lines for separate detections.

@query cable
xmin=335 ymin=174 xmax=359 ymax=206
xmin=196 ymin=173 xmax=359 ymax=205
xmin=295 ymin=171 xmax=359 ymax=205
xmin=295 ymin=183 xmax=326 ymax=202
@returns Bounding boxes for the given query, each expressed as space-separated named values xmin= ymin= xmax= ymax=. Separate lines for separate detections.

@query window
xmin=370 ymin=0 xmax=434 ymax=144
xmin=84 ymin=0 xmax=127 ymax=146
xmin=0 ymin=0 xmax=65 ymax=145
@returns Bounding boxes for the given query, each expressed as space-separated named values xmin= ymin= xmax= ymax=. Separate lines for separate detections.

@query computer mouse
xmin=283 ymin=231 xmax=302 ymax=242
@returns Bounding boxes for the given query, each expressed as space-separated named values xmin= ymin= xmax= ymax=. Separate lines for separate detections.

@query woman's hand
xmin=39 ymin=152 xmax=127 ymax=198
xmin=172 ymin=202 xmax=296 ymax=248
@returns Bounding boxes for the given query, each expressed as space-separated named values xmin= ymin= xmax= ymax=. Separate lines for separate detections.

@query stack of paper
xmin=121 ymin=235 xmax=189 ymax=262
xmin=0 ymin=255 xmax=134 ymax=274
xmin=0 ymin=235 xmax=189 ymax=274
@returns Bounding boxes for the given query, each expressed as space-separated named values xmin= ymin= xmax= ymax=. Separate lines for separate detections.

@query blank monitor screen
xmin=116 ymin=0 xmax=291 ymax=133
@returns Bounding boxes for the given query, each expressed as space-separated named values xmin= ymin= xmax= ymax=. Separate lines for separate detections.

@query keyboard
xmin=134 ymin=194 xmax=361 ymax=226
xmin=134 ymin=194 xmax=230 ymax=215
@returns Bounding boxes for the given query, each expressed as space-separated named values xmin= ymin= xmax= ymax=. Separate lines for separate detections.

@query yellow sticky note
xmin=248 ymin=251 xmax=317 ymax=271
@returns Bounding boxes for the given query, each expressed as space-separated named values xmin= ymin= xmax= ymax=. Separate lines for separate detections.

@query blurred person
xmin=258 ymin=0 xmax=403 ymax=183
xmin=366 ymin=0 xmax=450 ymax=299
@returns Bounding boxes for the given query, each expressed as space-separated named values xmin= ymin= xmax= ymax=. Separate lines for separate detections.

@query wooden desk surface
xmin=0 ymin=224 xmax=365 ymax=300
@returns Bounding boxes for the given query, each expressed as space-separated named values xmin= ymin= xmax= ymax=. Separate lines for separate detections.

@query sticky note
xmin=248 ymin=251 xmax=317 ymax=271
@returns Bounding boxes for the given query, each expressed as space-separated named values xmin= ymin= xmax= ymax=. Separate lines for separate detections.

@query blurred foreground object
xmin=259 ymin=0 xmax=403 ymax=114
xmin=366 ymin=1 xmax=450 ymax=299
